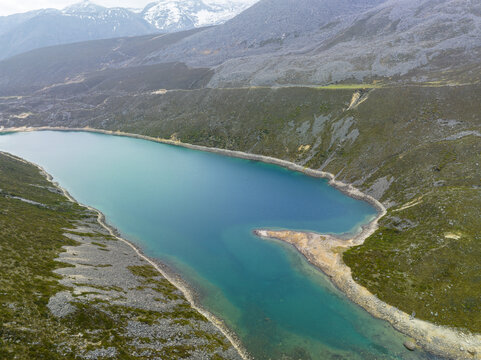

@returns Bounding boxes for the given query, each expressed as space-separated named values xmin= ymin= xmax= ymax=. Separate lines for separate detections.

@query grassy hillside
xmin=0 ymin=152 xmax=239 ymax=359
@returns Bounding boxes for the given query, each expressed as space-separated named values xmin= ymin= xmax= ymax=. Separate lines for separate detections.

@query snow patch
xmin=141 ymin=0 xmax=256 ymax=31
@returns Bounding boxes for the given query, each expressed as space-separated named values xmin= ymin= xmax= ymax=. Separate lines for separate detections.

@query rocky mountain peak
xmin=62 ymin=1 xmax=107 ymax=14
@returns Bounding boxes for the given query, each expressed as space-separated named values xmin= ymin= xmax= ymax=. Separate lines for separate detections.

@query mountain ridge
xmin=0 ymin=0 xmax=256 ymax=60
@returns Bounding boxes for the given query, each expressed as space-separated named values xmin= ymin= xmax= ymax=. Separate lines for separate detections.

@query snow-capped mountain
xmin=61 ymin=1 xmax=154 ymax=32
xmin=141 ymin=0 xmax=256 ymax=31
xmin=0 ymin=0 xmax=258 ymax=60
xmin=0 ymin=1 xmax=155 ymax=60
xmin=62 ymin=1 xmax=106 ymax=14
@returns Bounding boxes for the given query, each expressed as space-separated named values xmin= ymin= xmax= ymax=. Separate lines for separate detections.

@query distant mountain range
xmin=0 ymin=0 xmax=256 ymax=60
xmin=0 ymin=0 xmax=480 ymax=94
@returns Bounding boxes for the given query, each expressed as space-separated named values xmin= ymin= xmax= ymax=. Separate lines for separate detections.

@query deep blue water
xmin=0 ymin=131 xmax=432 ymax=359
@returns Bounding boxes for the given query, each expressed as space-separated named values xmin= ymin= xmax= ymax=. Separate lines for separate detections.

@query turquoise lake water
xmin=0 ymin=131 xmax=436 ymax=359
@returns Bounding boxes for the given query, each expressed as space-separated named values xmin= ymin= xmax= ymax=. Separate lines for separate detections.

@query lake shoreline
xmin=1 ymin=126 xmax=480 ymax=359
xmin=1 ymin=145 xmax=251 ymax=360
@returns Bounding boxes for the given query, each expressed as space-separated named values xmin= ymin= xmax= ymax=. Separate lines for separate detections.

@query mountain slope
xmin=0 ymin=28 xmax=209 ymax=96
xmin=147 ymin=0 xmax=387 ymax=64
xmin=148 ymin=0 xmax=481 ymax=87
xmin=0 ymin=2 xmax=156 ymax=60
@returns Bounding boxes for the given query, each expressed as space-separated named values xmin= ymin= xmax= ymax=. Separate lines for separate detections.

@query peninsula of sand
xmin=1 ymin=126 xmax=480 ymax=360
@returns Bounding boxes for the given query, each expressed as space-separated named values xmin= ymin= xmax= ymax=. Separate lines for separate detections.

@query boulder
xmin=403 ymin=340 xmax=416 ymax=351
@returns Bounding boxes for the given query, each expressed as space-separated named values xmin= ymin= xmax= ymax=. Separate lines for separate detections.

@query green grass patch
xmin=316 ymin=83 xmax=383 ymax=90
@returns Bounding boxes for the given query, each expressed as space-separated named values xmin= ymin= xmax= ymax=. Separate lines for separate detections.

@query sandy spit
xmin=2 ymin=126 xmax=481 ymax=359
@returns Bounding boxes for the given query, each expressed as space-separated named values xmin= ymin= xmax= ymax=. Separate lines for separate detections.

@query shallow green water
xmin=0 ymin=131 xmax=436 ymax=359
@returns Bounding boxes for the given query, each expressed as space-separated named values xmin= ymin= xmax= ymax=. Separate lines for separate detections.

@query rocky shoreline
xmin=1 ymin=126 xmax=480 ymax=359
xmin=4 ymin=150 xmax=248 ymax=360
xmin=60 ymin=189 xmax=250 ymax=360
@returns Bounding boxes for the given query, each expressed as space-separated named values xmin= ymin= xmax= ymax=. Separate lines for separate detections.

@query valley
xmin=0 ymin=0 xmax=480 ymax=358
